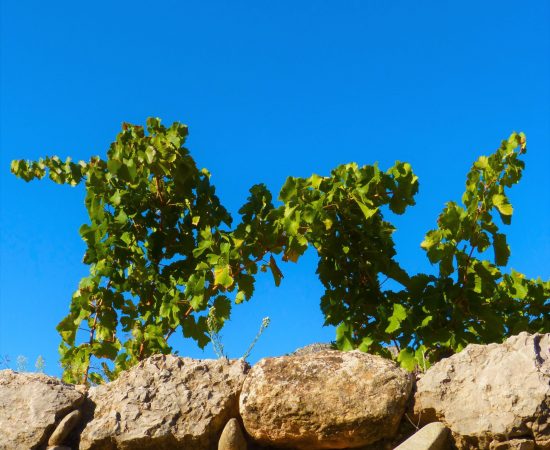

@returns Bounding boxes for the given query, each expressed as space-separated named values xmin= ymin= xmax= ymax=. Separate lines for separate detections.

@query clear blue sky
xmin=1 ymin=1 xmax=548 ymax=378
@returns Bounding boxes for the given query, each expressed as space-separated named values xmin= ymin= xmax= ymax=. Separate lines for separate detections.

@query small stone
xmin=218 ymin=418 xmax=247 ymax=450
xmin=394 ymin=422 xmax=449 ymax=450
xmin=48 ymin=409 xmax=81 ymax=445
xmin=47 ymin=446 xmax=72 ymax=450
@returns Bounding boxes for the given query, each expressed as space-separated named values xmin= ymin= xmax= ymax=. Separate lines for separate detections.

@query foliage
xmin=12 ymin=120 xmax=549 ymax=380
xmin=11 ymin=119 xmax=288 ymax=384
xmin=0 ymin=355 xmax=46 ymax=373
xmin=241 ymin=316 xmax=271 ymax=361
xmin=270 ymin=161 xmax=418 ymax=360
xmin=0 ymin=355 xmax=10 ymax=369
xmin=35 ymin=355 xmax=46 ymax=373
xmin=399 ymin=133 xmax=549 ymax=369
xmin=16 ymin=355 xmax=28 ymax=372
xmin=270 ymin=133 xmax=548 ymax=370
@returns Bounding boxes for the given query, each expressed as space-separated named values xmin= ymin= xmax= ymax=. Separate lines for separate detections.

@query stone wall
xmin=1 ymin=332 xmax=548 ymax=450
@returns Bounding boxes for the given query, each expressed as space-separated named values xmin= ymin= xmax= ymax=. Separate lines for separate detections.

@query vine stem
xmin=83 ymin=296 xmax=103 ymax=384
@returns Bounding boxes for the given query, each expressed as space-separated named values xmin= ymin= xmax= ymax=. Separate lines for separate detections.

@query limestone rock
xmin=79 ymin=354 xmax=249 ymax=450
xmin=0 ymin=370 xmax=84 ymax=450
xmin=48 ymin=409 xmax=81 ymax=445
xmin=239 ymin=350 xmax=414 ymax=449
xmin=489 ymin=438 xmax=535 ymax=450
xmin=413 ymin=333 xmax=550 ymax=450
xmin=218 ymin=418 xmax=247 ymax=450
xmin=393 ymin=422 xmax=450 ymax=450
xmin=291 ymin=343 xmax=334 ymax=356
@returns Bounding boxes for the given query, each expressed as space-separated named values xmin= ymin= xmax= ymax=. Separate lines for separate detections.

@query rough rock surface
xmin=79 ymin=354 xmax=249 ymax=450
xmin=394 ymin=422 xmax=450 ymax=450
xmin=239 ymin=350 xmax=414 ymax=449
xmin=413 ymin=333 xmax=550 ymax=450
xmin=0 ymin=370 xmax=84 ymax=450
xmin=80 ymin=355 xmax=249 ymax=450
xmin=290 ymin=343 xmax=334 ymax=356
xmin=218 ymin=418 xmax=247 ymax=450
xmin=489 ymin=438 xmax=535 ymax=450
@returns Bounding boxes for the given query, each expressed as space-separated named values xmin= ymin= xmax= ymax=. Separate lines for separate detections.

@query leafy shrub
xmin=12 ymin=119 xmax=549 ymax=382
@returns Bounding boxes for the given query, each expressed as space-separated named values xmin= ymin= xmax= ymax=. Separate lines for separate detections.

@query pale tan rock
xmin=291 ymin=343 xmax=334 ymax=355
xmin=393 ymin=422 xmax=449 ymax=450
xmin=218 ymin=418 xmax=247 ymax=450
xmin=239 ymin=349 xmax=414 ymax=449
xmin=74 ymin=384 xmax=88 ymax=395
xmin=47 ymin=446 xmax=72 ymax=450
xmin=413 ymin=333 xmax=550 ymax=450
xmin=490 ymin=438 xmax=535 ymax=449
xmin=0 ymin=370 xmax=84 ymax=450
xmin=79 ymin=354 xmax=249 ymax=450
xmin=48 ymin=409 xmax=81 ymax=445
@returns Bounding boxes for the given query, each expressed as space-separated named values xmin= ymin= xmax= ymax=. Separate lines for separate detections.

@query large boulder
xmin=239 ymin=349 xmax=414 ymax=449
xmin=0 ymin=370 xmax=85 ymax=450
xmin=413 ymin=332 xmax=550 ymax=449
xmin=79 ymin=354 xmax=249 ymax=450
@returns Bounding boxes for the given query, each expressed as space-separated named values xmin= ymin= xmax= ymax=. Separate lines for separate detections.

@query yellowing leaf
xmin=353 ymin=197 xmax=378 ymax=220
xmin=492 ymin=194 xmax=513 ymax=216
xmin=214 ymin=266 xmax=234 ymax=289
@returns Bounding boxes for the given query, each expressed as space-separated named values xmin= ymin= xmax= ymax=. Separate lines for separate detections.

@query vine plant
xmin=12 ymin=120 xmax=549 ymax=382
xmin=11 ymin=119 xmax=289 ymax=384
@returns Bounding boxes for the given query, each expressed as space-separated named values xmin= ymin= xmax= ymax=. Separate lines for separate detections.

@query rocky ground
xmin=0 ymin=332 xmax=548 ymax=450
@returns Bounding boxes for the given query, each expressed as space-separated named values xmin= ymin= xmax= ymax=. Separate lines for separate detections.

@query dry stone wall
xmin=1 ymin=332 xmax=548 ymax=450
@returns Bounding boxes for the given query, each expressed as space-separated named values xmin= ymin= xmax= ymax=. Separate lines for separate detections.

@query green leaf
xmin=385 ymin=303 xmax=407 ymax=334
xmin=421 ymin=230 xmax=441 ymax=250
xmin=192 ymin=239 xmax=212 ymax=258
xmin=397 ymin=348 xmax=416 ymax=371
xmin=420 ymin=315 xmax=433 ymax=327
xmin=214 ymin=266 xmax=234 ymax=289
xmin=269 ymin=255 xmax=283 ymax=287
xmin=145 ymin=146 xmax=156 ymax=164
xmin=335 ymin=322 xmax=354 ymax=351
xmin=492 ymin=194 xmax=513 ymax=216
xmin=237 ymin=274 xmax=255 ymax=299
xmin=279 ymin=177 xmax=297 ymax=202
xmin=57 ymin=314 xmax=78 ymax=345
xmin=354 ymin=197 xmax=378 ymax=221
xmin=110 ymin=191 xmax=122 ymax=206
xmin=309 ymin=174 xmax=323 ymax=189
xmin=190 ymin=294 xmax=206 ymax=311
xmin=474 ymin=156 xmax=489 ymax=169
xmin=235 ymin=291 xmax=246 ymax=304
xmin=107 ymin=159 xmax=122 ymax=174
xmin=115 ymin=209 xmax=128 ymax=224
xmin=93 ymin=341 xmax=120 ymax=360
xmin=212 ymin=295 xmax=231 ymax=325
xmin=493 ymin=233 xmax=510 ymax=266
xmin=358 ymin=336 xmax=374 ymax=352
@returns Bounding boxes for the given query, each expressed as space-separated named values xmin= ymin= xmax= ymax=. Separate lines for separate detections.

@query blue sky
xmin=1 ymin=1 xmax=548 ymax=377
